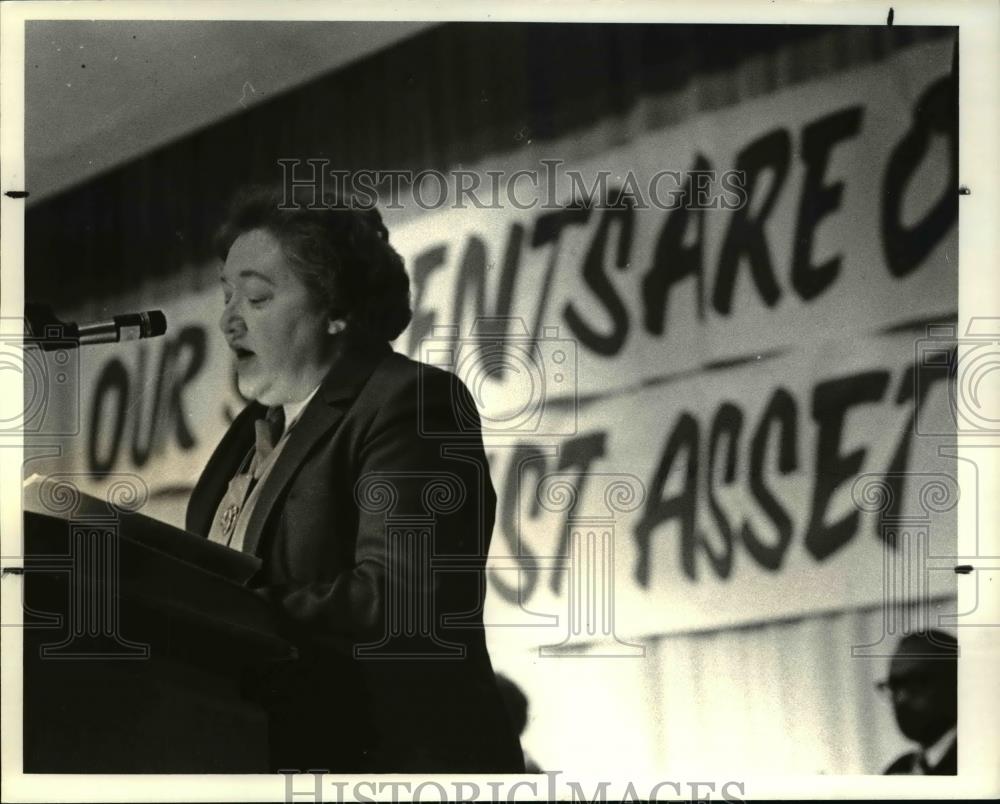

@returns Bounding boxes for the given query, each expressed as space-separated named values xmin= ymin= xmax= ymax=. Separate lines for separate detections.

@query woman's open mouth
xmin=234 ymin=347 xmax=256 ymax=362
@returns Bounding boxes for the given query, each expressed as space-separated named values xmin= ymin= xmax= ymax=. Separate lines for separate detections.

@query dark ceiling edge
xmin=24 ymin=21 xmax=442 ymax=207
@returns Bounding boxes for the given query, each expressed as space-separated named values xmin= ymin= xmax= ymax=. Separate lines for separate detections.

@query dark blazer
xmin=186 ymin=338 xmax=524 ymax=773
xmin=883 ymin=737 xmax=957 ymax=775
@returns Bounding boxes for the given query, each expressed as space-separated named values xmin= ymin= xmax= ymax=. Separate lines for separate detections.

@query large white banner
xmin=21 ymin=40 xmax=958 ymax=640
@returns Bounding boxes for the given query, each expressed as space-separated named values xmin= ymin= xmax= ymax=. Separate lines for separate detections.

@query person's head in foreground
xmin=882 ymin=630 xmax=957 ymax=748
xmin=214 ymin=185 xmax=411 ymax=405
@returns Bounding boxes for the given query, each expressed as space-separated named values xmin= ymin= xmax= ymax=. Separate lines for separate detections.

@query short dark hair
xmin=213 ymin=185 xmax=412 ymax=343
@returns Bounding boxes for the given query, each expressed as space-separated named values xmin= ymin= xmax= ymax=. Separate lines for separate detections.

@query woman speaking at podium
xmin=185 ymin=185 xmax=523 ymax=774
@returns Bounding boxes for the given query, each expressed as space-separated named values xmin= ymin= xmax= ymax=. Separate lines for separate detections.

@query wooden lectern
xmin=22 ymin=507 xmax=294 ymax=773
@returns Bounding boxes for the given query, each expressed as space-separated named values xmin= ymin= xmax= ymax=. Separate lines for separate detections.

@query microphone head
xmin=143 ymin=310 xmax=168 ymax=338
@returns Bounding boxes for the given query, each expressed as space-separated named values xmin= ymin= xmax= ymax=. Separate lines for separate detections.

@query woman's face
xmin=219 ymin=228 xmax=337 ymax=406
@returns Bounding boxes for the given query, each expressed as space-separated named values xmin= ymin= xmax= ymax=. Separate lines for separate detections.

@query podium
xmin=22 ymin=509 xmax=294 ymax=773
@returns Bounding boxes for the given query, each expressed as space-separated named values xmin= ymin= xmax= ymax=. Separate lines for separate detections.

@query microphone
xmin=25 ymin=303 xmax=168 ymax=350
xmin=76 ymin=310 xmax=168 ymax=345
